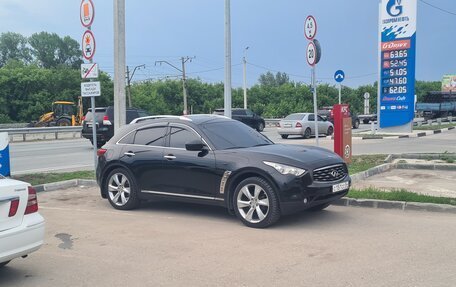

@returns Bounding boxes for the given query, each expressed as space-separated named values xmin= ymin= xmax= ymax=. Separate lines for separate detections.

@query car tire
xmin=307 ymin=203 xmax=330 ymax=212
xmin=281 ymin=134 xmax=288 ymax=139
xmin=353 ymin=119 xmax=360 ymax=129
xmin=257 ymin=122 xmax=265 ymax=132
xmin=326 ymin=126 xmax=334 ymax=136
xmin=105 ymin=168 xmax=140 ymax=210
xmin=303 ymin=128 xmax=311 ymax=139
xmin=0 ymin=261 xmax=10 ymax=268
xmin=363 ymin=119 xmax=369 ymax=124
xmin=233 ymin=177 xmax=281 ymax=228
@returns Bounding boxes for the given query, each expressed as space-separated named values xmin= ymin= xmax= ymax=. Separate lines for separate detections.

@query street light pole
xmin=126 ymin=64 xmax=145 ymax=108
xmin=224 ymin=0 xmax=232 ymax=118
xmin=243 ymin=46 xmax=249 ymax=109
xmin=113 ymin=0 xmax=126 ymax=132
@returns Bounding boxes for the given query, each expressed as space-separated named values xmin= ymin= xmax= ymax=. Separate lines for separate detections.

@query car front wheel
xmin=353 ymin=119 xmax=360 ymax=129
xmin=257 ymin=122 xmax=265 ymax=132
xmin=326 ymin=126 xmax=334 ymax=136
xmin=105 ymin=168 xmax=140 ymax=210
xmin=303 ymin=128 xmax=311 ymax=139
xmin=233 ymin=177 xmax=280 ymax=228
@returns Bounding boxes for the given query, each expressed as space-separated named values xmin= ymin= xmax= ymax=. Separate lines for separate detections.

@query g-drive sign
xmin=81 ymin=81 xmax=101 ymax=97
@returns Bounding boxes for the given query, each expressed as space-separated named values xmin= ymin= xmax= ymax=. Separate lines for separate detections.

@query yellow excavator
xmin=29 ymin=97 xmax=84 ymax=127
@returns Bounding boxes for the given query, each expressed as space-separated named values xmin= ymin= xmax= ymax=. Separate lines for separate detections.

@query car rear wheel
xmin=105 ymin=168 xmax=140 ymax=210
xmin=281 ymin=134 xmax=288 ymax=139
xmin=353 ymin=119 xmax=360 ymax=129
xmin=363 ymin=119 xmax=369 ymax=124
xmin=233 ymin=177 xmax=280 ymax=228
xmin=257 ymin=122 xmax=265 ymax=132
xmin=0 ymin=261 xmax=10 ymax=268
xmin=303 ymin=128 xmax=311 ymax=139
xmin=326 ymin=126 xmax=334 ymax=136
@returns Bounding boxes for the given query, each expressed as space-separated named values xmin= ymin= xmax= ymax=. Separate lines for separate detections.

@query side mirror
xmin=185 ymin=140 xmax=206 ymax=151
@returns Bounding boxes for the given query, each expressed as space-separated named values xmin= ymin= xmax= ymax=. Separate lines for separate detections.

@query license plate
xmin=87 ymin=123 xmax=93 ymax=127
xmin=284 ymin=124 xmax=292 ymax=128
xmin=332 ymin=181 xmax=349 ymax=193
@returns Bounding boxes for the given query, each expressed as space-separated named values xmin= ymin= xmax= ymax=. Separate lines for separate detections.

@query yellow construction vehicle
xmin=29 ymin=97 xmax=84 ymax=127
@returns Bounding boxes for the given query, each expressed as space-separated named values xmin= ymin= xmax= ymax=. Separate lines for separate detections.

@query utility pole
xmin=113 ymin=0 xmax=126 ymax=132
xmin=155 ymin=57 xmax=194 ymax=115
xmin=224 ymin=0 xmax=232 ymax=118
xmin=126 ymin=64 xmax=145 ymax=108
xmin=243 ymin=46 xmax=249 ymax=109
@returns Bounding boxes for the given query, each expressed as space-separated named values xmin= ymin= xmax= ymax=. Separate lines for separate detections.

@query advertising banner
xmin=379 ymin=0 xmax=417 ymax=128
xmin=333 ymin=104 xmax=352 ymax=164
xmin=0 ymin=133 xmax=10 ymax=177
xmin=442 ymin=75 xmax=456 ymax=92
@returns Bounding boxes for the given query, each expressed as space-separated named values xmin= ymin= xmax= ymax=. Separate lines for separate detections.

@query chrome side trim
xmin=219 ymin=171 xmax=232 ymax=194
xmin=313 ymin=164 xmax=344 ymax=172
xmin=142 ymin=190 xmax=224 ymax=201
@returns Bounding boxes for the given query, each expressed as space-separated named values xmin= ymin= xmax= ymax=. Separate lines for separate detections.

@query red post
xmin=333 ymin=104 xmax=352 ymax=163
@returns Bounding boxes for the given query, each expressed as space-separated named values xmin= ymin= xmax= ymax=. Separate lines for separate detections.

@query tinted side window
xmin=169 ymin=126 xmax=200 ymax=149
xmin=134 ymin=126 xmax=167 ymax=146
xmin=245 ymin=109 xmax=254 ymax=116
xmin=308 ymin=114 xmax=315 ymax=121
xmin=118 ymin=131 xmax=135 ymax=144
xmin=232 ymin=110 xmax=245 ymax=116
xmin=317 ymin=115 xmax=325 ymax=121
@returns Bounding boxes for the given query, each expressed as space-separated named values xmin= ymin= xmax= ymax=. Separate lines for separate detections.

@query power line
xmin=419 ymin=0 xmax=456 ymax=16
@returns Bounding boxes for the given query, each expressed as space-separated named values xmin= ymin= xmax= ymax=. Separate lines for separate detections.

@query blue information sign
xmin=334 ymin=70 xmax=345 ymax=83
xmin=379 ymin=0 xmax=417 ymax=128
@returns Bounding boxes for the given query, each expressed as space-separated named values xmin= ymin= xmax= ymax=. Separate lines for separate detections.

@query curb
xmin=332 ymin=198 xmax=456 ymax=214
xmin=357 ymin=126 xmax=454 ymax=140
xmin=34 ymin=179 xmax=97 ymax=192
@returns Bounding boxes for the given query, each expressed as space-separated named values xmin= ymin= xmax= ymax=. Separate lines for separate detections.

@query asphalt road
xmin=8 ymin=126 xmax=456 ymax=175
xmin=0 ymin=186 xmax=455 ymax=287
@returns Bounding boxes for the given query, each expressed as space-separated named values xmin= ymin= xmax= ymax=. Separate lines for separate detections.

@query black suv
xmin=213 ymin=108 xmax=266 ymax=131
xmin=82 ymin=106 xmax=149 ymax=147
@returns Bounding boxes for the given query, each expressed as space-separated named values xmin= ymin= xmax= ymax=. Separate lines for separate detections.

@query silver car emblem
xmin=330 ymin=170 xmax=339 ymax=178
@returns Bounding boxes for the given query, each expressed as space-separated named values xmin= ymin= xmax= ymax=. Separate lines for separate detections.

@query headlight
xmin=263 ymin=161 xmax=306 ymax=176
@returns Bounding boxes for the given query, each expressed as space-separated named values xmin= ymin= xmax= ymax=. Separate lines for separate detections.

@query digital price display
xmin=379 ymin=0 xmax=416 ymax=129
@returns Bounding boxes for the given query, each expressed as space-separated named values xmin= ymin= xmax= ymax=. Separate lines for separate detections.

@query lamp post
xmin=243 ymin=46 xmax=249 ymax=109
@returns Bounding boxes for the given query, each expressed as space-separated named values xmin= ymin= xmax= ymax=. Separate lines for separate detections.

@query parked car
xmin=96 ymin=115 xmax=350 ymax=228
xmin=277 ymin=113 xmax=334 ymax=139
xmin=82 ymin=106 xmax=150 ymax=147
xmin=0 ymin=176 xmax=45 ymax=268
xmin=318 ymin=107 xmax=360 ymax=129
xmin=213 ymin=108 xmax=265 ymax=131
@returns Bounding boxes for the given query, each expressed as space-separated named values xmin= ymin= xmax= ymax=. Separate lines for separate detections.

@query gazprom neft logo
xmin=387 ymin=0 xmax=403 ymax=17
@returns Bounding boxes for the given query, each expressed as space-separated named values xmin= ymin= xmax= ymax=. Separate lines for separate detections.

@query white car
xmin=0 ymin=176 xmax=45 ymax=268
xmin=277 ymin=113 xmax=334 ymax=139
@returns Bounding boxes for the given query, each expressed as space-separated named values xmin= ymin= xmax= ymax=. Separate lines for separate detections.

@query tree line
xmin=0 ymin=32 xmax=442 ymax=123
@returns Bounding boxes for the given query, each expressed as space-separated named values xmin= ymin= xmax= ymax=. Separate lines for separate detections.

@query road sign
xmin=81 ymin=63 xmax=99 ymax=79
xmin=304 ymin=15 xmax=317 ymax=40
xmin=80 ymin=0 xmax=95 ymax=28
xmin=334 ymin=70 xmax=345 ymax=83
xmin=82 ymin=30 xmax=96 ymax=60
xmin=81 ymin=81 xmax=101 ymax=97
xmin=306 ymin=40 xmax=321 ymax=66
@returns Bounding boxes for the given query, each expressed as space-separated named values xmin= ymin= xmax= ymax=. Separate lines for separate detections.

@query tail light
xmin=8 ymin=199 xmax=19 ymax=217
xmin=103 ymin=115 xmax=112 ymax=125
xmin=25 ymin=186 xmax=39 ymax=215
xmin=296 ymin=122 xmax=302 ymax=128
xmin=81 ymin=116 xmax=86 ymax=121
xmin=97 ymin=148 xmax=107 ymax=157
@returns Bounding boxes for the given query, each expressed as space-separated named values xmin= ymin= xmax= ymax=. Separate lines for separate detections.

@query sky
xmin=0 ymin=0 xmax=455 ymax=88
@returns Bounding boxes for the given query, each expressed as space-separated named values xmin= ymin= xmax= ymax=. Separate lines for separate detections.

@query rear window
xmin=84 ymin=109 xmax=107 ymax=121
xmin=284 ymin=114 xmax=305 ymax=120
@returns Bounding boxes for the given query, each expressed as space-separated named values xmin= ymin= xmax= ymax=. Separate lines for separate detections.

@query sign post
xmin=378 ymin=0 xmax=417 ymax=132
xmin=80 ymin=0 xmax=100 ymax=170
xmin=305 ymin=15 xmax=321 ymax=146
xmin=334 ymin=70 xmax=345 ymax=104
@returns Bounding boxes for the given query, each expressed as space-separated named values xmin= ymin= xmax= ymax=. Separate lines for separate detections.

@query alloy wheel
xmin=108 ymin=173 xmax=131 ymax=206
xmin=236 ymin=184 xmax=270 ymax=223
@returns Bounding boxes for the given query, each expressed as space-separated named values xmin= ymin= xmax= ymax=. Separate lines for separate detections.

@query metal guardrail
xmin=0 ymin=126 xmax=82 ymax=141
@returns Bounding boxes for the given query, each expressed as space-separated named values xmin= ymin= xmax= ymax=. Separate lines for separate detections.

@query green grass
xmin=348 ymin=154 xmax=387 ymax=175
xmin=348 ymin=187 xmax=456 ymax=206
xmin=413 ymin=123 xmax=456 ymax=131
xmin=13 ymin=170 xmax=95 ymax=186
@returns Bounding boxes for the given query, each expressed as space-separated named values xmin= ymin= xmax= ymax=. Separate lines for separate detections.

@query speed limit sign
xmin=306 ymin=40 xmax=321 ymax=66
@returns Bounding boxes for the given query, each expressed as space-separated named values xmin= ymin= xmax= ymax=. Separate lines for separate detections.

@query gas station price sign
xmin=379 ymin=0 xmax=416 ymax=128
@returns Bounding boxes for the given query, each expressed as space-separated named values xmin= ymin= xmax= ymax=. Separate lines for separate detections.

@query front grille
xmin=312 ymin=164 xmax=347 ymax=182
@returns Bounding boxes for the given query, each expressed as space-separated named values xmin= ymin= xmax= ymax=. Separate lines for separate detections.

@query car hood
xmin=238 ymin=144 xmax=344 ymax=169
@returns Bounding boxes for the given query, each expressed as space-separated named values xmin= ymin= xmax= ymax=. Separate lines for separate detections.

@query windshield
xmin=200 ymin=120 xmax=273 ymax=150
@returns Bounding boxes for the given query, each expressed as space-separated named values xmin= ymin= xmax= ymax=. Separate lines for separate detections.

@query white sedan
xmin=0 ymin=176 xmax=45 ymax=268
xmin=277 ymin=113 xmax=334 ymax=139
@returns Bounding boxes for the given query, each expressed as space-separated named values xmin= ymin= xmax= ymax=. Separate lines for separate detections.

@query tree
xmin=28 ymin=32 xmax=82 ymax=68
xmin=0 ymin=32 xmax=31 ymax=67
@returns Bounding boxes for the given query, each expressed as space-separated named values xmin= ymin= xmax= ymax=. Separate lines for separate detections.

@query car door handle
xmin=124 ymin=152 xmax=135 ymax=157
xmin=164 ymin=155 xmax=176 ymax=160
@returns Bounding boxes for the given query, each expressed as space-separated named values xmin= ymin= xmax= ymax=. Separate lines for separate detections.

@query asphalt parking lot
xmin=1 ymin=186 xmax=455 ymax=287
